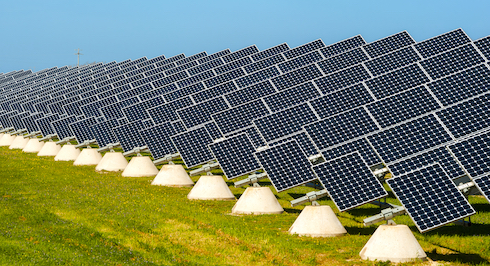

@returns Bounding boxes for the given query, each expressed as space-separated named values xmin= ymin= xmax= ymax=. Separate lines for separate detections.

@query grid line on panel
xmin=313 ymin=152 xmax=387 ymax=212
xmin=235 ymin=67 xmax=281 ymax=88
xmin=283 ymin=40 xmax=325 ymax=60
xmin=139 ymin=122 xmax=177 ymax=160
xmin=255 ymin=140 xmax=317 ymax=192
xmin=171 ymin=127 xmax=214 ymax=168
xmin=386 ymin=164 xmax=475 ymax=232
xmin=363 ymin=31 xmax=415 ymax=58
xmin=209 ymin=134 xmax=261 ymax=179
xmin=123 ymin=97 xmax=166 ymax=122
xmin=177 ymin=97 xmax=229 ymax=129
xmin=449 ymin=131 xmax=490 ymax=178
xmin=321 ymin=138 xmax=380 ymax=166
xmin=263 ymin=82 xmax=321 ymax=113
xmin=269 ymin=131 xmax=318 ymax=157
xmin=147 ymin=97 xmax=194 ymax=124
xmin=212 ymin=99 xmax=270 ymax=135
xmin=318 ymin=48 xmax=369 ymax=75
xmin=415 ymin=29 xmax=471 ymax=58
xmin=278 ymin=51 xmax=324 ymax=73
xmin=251 ymin=43 xmax=289 ymax=62
xmin=320 ymin=35 xmax=366 ymax=58
xmin=473 ymin=175 xmax=490 ymax=204
xmin=314 ymin=64 xmax=371 ymax=95
xmin=244 ymin=54 xmax=285 ymax=74
xmin=90 ymin=119 xmax=119 ymax=148
xmin=271 ymin=65 xmax=322 ymax=91
xmin=364 ymin=46 xmax=421 ymax=77
xmin=69 ymin=117 xmax=96 ymax=144
xmin=112 ymin=121 xmax=147 ymax=152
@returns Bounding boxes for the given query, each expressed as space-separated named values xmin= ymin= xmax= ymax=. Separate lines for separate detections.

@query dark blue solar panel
xmin=437 ymin=93 xmax=490 ymax=138
xmin=255 ymin=140 xmax=317 ymax=192
xmin=112 ymin=121 xmax=147 ymax=152
xmin=171 ymin=127 xmax=214 ymax=168
xmin=363 ymin=31 xmax=415 ymax=58
xmin=90 ymin=119 xmax=120 ymax=148
xmin=122 ymin=96 xmax=166 ymax=122
xmin=35 ymin=114 xmax=60 ymax=136
xmin=139 ymin=83 xmax=179 ymax=101
xmin=415 ymin=29 xmax=471 ymax=58
xmin=171 ymin=120 xmax=186 ymax=133
xmin=310 ymin=83 xmax=374 ymax=119
xmin=99 ymin=98 xmax=139 ymax=120
xmin=189 ymin=58 xmax=225 ymax=76
xmin=269 ymin=131 xmax=318 ymax=157
xmin=69 ymin=117 xmax=96 ymax=144
xmin=386 ymin=164 xmax=475 ymax=233
xmin=204 ymin=68 xmax=245 ymax=88
xmin=192 ymin=81 xmax=237 ymax=103
xmin=209 ymin=133 xmax=261 ymax=180
xmin=221 ymin=45 xmax=259 ymax=63
xmin=263 ymin=82 xmax=321 ymax=112
xmin=365 ymin=64 xmax=430 ymax=99
xmin=321 ymin=138 xmax=381 ymax=166
xmin=367 ymin=86 xmax=441 ymax=128
xmin=175 ymin=71 xmax=211 ymax=89
xmin=271 ymin=65 xmax=323 ymax=91
xmin=251 ymin=43 xmax=289 ymax=62
xmin=368 ymin=115 xmax=453 ymax=163
xmin=475 ymin=36 xmax=490 ymax=61
xmin=230 ymin=126 xmax=266 ymax=148
xmin=147 ymin=97 xmax=194 ymax=124
xmin=278 ymin=51 xmax=324 ymax=73
xmin=304 ymin=107 xmax=379 ymax=149
xmin=314 ymin=64 xmax=371 ymax=94
xmin=313 ymin=152 xmax=387 ymax=211
xmin=244 ymin=54 xmax=285 ymax=74
xmin=317 ymin=48 xmax=369 ymax=75
xmin=164 ymin=83 xmax=205 ymax=102
xmin=212 ymin=99 xmax=270 ymax=135
xmin=51 ymin=116 xmax=78 ymax=140
xmin=139 ymin=122 xmax=177 ymax=160
xmin=205 ymin=122 xmax=223 ymax=140
xmin=419 ymin=44 xmax=485 ymax=80
xmin=214 ymin=58 xmax=252 ymax=75
xmin=225 ymin=80 xmax=276 ymax=107
xmin=284 ymin=39 xmax=325 ymax=59
xmin=320 ymin=35 xmax=366 ymax=58
xmin=426 ymin=64 xmax=490 ymax=106
xmin=254 ymin=103 xmax=318 ymax=142
xmin=387 ymin=147 xmax=465 ymax=179
xmin=177 ymin=97 xmax=229 ymax=129
xmin=22 ymin=113 xmax=44 ymax=133
xmin=81 ymin=96 xmax=119 ymax=118
xmin=364 ymin=46 xmax=421 ymax=77
xmin=235 ymin=66 xmax=281 ymax=88
xmin=449 ymin=131 xmax=490 ymax=178
xmin=473 ymin=175 xmax=490 ymax=204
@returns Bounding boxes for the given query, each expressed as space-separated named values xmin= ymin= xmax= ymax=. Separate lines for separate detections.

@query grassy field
xmin=0 ymin=147 xmax=490 ymax=265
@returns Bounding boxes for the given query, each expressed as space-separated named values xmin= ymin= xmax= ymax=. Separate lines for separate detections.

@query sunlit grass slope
xmin=0 ymin=147 xmax=489 ymax=265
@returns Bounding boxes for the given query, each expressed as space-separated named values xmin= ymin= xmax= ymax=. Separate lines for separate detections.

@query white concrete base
xmin=289 ymin=205 xmax=347 ymax=237
xmin=231 ymin=187 xmax=283 ymax=214
xmin=359 ymin=224 xmax=427 ymax=263
xmin=121 ymin=156 xmax=158 ymax=177
xmin=152 ymin=164 xmax=194 ymax=187
xmin=23 ymin=139 xmax=45 ymax=153
xmin=9 ymin=136 xmax=29 ymax=149
xmin=0 ymin=134 xmax=16 ymax=146
xmin=54 ymin=144 xmax=81 ymax=161
xmin=37 ymin=142 xmax=61 ymax=156
xmin=96 ymin=152 xmax=128 ymax=172
xmin=73 ymin=148 xmax=102 ymax=166
xmin=187 ymin=175 xmax=235 ymax=200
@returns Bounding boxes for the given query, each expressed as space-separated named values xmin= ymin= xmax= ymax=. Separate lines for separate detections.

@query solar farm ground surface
xmin=1 ymin=147 xmax=490 ymax=265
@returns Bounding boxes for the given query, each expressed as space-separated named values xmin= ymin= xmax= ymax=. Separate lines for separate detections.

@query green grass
xmin=0 ymin=147 xmax=490 ymax=265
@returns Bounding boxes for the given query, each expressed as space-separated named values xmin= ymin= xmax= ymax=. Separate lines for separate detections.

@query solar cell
xmin=317 ymin=48 xmax=369 ymax=75
xmin=415 ymin=29 xmax=471 ymax=58
xmin=209 ymin=133 xmax=261 ymax=179
xmin=171 ymin=120 xmax=187 ymax=133
xmin=205 ymin=121 xmax=223 ymax=140
xmin=51 ymin=116 xmax=78 ymax=140
xmin=283 ymin=40 xmax=325 ymax=60
xmin=269 ymin=131 xmax=318 ymax=157
xmin=122 ymin=96 xmax=166 ymax=122
xmin=386 ymin=164 xmax=475 ymax=232
xmin=473 ymin=175 xmax=490 ymax=204
xmin=364 ymin=46 xmax=421 ymax=77
xmin=177 ymin=97 xmax=229 ymax=129
xmin=90 ymin=119 xmax=120 ymax=148
xmin=139 ymin=122 xmax=177 ymax=160
xmin=367 ymin=114 xmax=453 ymax=163
xmin=212 ymin=99 xmax=270 ymax=135
xmin=147 ymin=97 xmax=194 ymax=124
xmin=112 ymin=121 xmax=147 ymax=152
xmin=314 ymin=64 xmax=371 ymax=94
xmin=448 ymin=131 xmax=490 ymax=178
xmin=69 ymin=117 xmax=97 ymax=144
xmin=255 ymin=140 xmax=317 ymax=192
xmin=170 ymin=127 xmax=214 ymax=168
xmin=278 ymin=51 xmax=324 ymax=73
xmin=363 ymin=31 xmax=415 ymax=58
xmin=313 ymin=152 xmax=387 ymax=211
xmin=264 ymin=81 xmax=321 ymax=112
xmin=271 ymin=65 xmax=323 ymax=90
xmin=321 ymin=138 xmax=381 ymax=166
xmin=474 ymin=36 xmax=490 ymax=61
xmin=320 ymin=35 xmax=366 ymax=58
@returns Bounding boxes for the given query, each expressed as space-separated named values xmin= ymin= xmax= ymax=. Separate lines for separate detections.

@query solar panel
xmin=212 ymin=99 xmax=270 ymax=135
xmin=122 ymin=96 xmax=166 ymax=122
xmin=9 ymin=112 xmax=29 ymax=131
xmin=197 ymin=49 xmax=229 ymax=64
xmin=224 ymin=80 xmax=276 ymax=107
xmin=268 ymin=131 xmax=318 ymax=157
xmin=204 ymin=122 xmax=223 ymax=140
xmin=313 ymin=152 xmax=387 ymax=212
xmin=229 ymin=126 xmax=266 ymax=148
xmin=203 ymin=68 xmax=245 ymax=88
xmin=147 ymin=97 xmax=194 ymax=124
xmin=112 ymin=121 xmax=147 ymax=152
xmin=309 ymin=83 xmax=374 ymax=119
xmin=367 ymin=114 xmax=453 ymax=163
xmin=314 ymin=64 xmax=371 ymax=94
xmin=35 ymin=114 xmax=60 ymax=136
xmin=189 ymin=58 xmax=225 ymax=76
xmin=99 ymin=98 xmax=139 ymax=120
xmin=69 ymin=117 xmax=97 ymax=144
xmin=304 ymin=107 xmax=379 ymax=149
xmin=221 ymin=45 xmax=259 ymax=63
xmin=81 ymin=96 xmax=119 ymax=118
xmin=164 ymin=83 xmax=205 ymax=102
xmin=436 ymin=93 xmax=490 ymax=139
xmin=22 ymin=113 xmax=44 ymax=133
xmin=474 ymin=36 xmax=490 ymax=61
xmin=320 ymin=35 xmax=366 ymax=58
xmin=365 ymin=64 xmax=430 ymax=99
xmin=177 ymin=97 xmax=229 ymax=129
xmin=171 ymin=120 xmax=186 ymax=133
xmin=426 ymin=64 xmax=490 ymax=106
xmin=386 ymin=164 xmax=475 ymax=233
xmin=364 ymin=46 xmax=421 ymax=77
xmin=277 ymin=51 xmax=324 ymax=73
xmin=263 ymin=81 xmax=321 ymax=112
xmin=139 ymin=122 xmax=177 ymax=160
xmin=415 ymin=29 xmax=471 ymax=58
xmin=209 ymin=133 xmax=261 ymax=179
xmin=270 ymin=65 xmax=323 ymax=91
xmin=253 ymin=103 xmax=318 ymax=142
xmin=473 ymin=175 xmax=490 ymax=204
xmin=448 ymin=131 xmax=490 ymax=178
xmin=366 ymin=86 xmax=441 ymax=128
xmin=51 ymin=116 xmax=78 ymax=140
xmin=235 ymin=66 xmax=281 ymax=88
xmin=419 ymin=44 xmax=485 ymax=80
xmin=387 ymin=147 xmax=465 ymax=180
xmin=192 ymin=81 xmax=237 ymax=103
xmin=255 ymin=140 xmax=317 ymax=192
xmin=317 ymin=48 xmax=369 ymax=75
xmin=214 ymin=57 xmax=252 ymax=75
xmin=321 ymin=138 xmax=381 ymax=166
xmin=170 ymin=127 xmax=214 ymax=168
xmin=244 ymin=54 xmax=285 ymax=74
xmin=251 ymin=43 xmax=289 ymax=62
xmin=90 ymin=119 xmax=120 ymax=148
xmin=363 ymin=31 xmax=415 ymax=58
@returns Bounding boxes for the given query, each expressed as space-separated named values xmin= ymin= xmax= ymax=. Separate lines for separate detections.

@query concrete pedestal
xmin=23 ymin=139 xmax=45 ymax=153
xmin=37 ymin=142 xmax=61 ymax=156
xmin=54 ymin=144 xmax=81 ymax=161
xmin=187 ymin=175 xmax=235 ymax=200
xmin=289 ymin=205 xmax=346 ymax=237
xmin=73 ymin=148 xmax=102 ymax=166
xmin=0 ymin=134 xmax=16 ymax=146
xmin=359 ymin=224 xmax=427 ymax=263
xmin=9 ymin=136 xmax=29 ymax=149
xmin=96 ymin=152 xmax=128 ymax=172
xmin=121 ymin=156 xmax=158 ymax=177
xmin=152 ymin=164 xmax=194 ymax=187
xmin=231 ymin=187 xmax=283 ymax=214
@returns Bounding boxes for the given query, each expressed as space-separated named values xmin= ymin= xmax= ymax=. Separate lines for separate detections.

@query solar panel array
xmin=2 ymin=28 xmax=490 ymax=233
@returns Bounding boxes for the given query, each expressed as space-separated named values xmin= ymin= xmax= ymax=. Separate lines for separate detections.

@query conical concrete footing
xmin=187 ymin=175 xmax=235 ymax=200
xmin=0 ymin=134 xmax=16 ymax=146
xmin=359 ymin=224 xmax=427 ymax=263
xmin=54 ymin=144 xmax=81 ymax=161
xmin=73 ymin=148 xmax=102 ymax=165
xmin=121 ymin=156 xmax=158 ymax=177
xmin=37 ymin=142 xmax=61 ymax=156
xmin=289 ymin=205 xmax=347 ymax=237
xmin=231 ymin=187 xmax=283 ymax=214
xmin=23 ymin=139 xmax=45 ymax=153
xmin=152 ymin=164 xmax=194 ymax=187
xmin=96 ymin=152 xmax=128 ymax=172
xmin=9 ymin=136 xmax=29 ymax=149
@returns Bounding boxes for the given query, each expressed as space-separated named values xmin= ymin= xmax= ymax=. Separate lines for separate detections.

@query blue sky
xmin=1 ymin=0 xmax=489 ymax=74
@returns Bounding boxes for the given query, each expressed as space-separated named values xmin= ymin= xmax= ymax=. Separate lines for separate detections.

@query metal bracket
xmin=234 ymin=172 xmax=268 ymax=188
xmin=95 ymin=142 xmax=118 ymax=151
xmin=56 ymin=136 xmax=76 ymax=145
xmin=39 ymin=134 xmax=57 ymax=142
xmin=24 ymin=131 xmax=41 ymax=139
xmin=363 ymin=206 xmax=407 ymax=226
xmin=290 ymin=189 xmax=329 ymax=207
xmin=189 ymin=162 xmax=220 ymax=176
xmin=122 ymin=146 xmax=150 ymax=157
xmin=12 ymin=129 xmax=27 ymax=135
xmin=373 ymin=167 xmax=389 ymax=178
xmin=0 ymin=127 xmax=14 ymax=133
xmin=458 ymin=181 xmax=475 ymax=196
xmin=153 ymin=153 xmax=181 ymax=165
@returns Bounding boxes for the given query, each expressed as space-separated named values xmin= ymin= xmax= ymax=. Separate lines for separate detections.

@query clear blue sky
xmin=1 ymin=0 xmax=489 ymax=74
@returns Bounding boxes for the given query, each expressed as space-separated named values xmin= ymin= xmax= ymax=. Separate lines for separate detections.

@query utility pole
xmin=74 ymin=48 xmax=83 ymax=66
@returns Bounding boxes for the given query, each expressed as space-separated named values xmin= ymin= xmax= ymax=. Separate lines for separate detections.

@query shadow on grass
xmin=423 ymin=223 xmax=490 ymax=237
xmin=283 ymin=208 xmax=302 ymax=214
xmin=472 ymin=203 xmax=490 ymax=213
xmin=343 ymin=226 xmax=377 ymax=236
xmin=287 ymin=193 xmax=307 ymax=200
xmin=426 ymin=250 xmax=489 ymax=265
